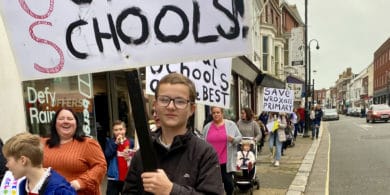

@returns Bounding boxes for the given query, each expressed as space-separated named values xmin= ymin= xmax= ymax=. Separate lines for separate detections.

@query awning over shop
xmin=255 ymin=73 xmax=285 ymax=89
xmin=286 ymin=75 xmax=304 ymax=84
xmin=373 ymin=88 xmax=389 ymax=97
xmin=232 ymin=56 xmax=261 ymax=82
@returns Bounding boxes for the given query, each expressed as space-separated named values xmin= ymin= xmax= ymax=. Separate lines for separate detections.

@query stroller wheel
xmin=255 ymin=179 xmax=260 ymax=190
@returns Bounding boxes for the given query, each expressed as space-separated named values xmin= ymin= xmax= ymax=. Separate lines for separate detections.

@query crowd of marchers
xmin=0 ymin=73 xmax=324 ymax=195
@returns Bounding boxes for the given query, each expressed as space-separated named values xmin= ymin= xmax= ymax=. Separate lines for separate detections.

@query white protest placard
xmin=146 ymin=58 xmax=231 ymax=108
xmin=289 ymin=27 xmax=304 ymax=66
xmin=287 ymin=83 xmax=303 ymax=100
xmin=265 ymin=121 xmax=275 ymax=133
xmin=263 ymin=87 xmax=294 ymax=113
xmin=0 ymin=0 xmax=251 ymax=81
xmin=0 ymin=171 xmax=24 ymax=195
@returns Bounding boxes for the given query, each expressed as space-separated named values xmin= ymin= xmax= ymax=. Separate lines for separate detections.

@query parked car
xmin=346 ymin=107 xmax=361 ymax=117
xmin=366 ymin=104 xmax=390 ymax=123
xmin=322 ymin=109 xmax=339 ymax=121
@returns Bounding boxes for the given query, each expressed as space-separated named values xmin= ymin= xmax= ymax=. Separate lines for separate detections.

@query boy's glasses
xmin=157 ymin=96 xmax=191 ymax=109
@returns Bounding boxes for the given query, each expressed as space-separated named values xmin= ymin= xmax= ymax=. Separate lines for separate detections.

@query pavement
xmin=250 ymin=124 xmax=325 ymax=195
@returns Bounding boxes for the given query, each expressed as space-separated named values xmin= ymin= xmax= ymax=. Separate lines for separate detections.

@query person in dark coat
xmin=258 ymin=111 xmax=269 ymax=133
xmin=312 ymin=105 xmax=323 ymax=139
xmin=0 ymin=138 xmax=7 ymax=182
xmin=122 ymin=73 xmax=223 ymax=194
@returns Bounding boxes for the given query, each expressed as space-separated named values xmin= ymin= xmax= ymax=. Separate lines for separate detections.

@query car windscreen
xmin=324 ymin=109 xmax=337 ymax=114
xmin=373 ymin=105 xmax=390 ymax=111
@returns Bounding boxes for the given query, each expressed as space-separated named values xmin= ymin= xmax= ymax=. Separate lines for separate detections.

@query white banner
xmin=0 ymin=0 xmax=251 ymax=81
xmin=287 ymin=83 xmax=303 ymax=100
xmin=289 ymin=27 xmax=304 ymax=66
xmin=263 ymin=87 xmax=294 ymax=113
xmin=146 ymin=58 xmax=231 ymax=108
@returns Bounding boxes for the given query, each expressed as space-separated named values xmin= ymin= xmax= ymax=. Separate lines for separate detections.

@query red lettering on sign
xmin=30 ymin=21 xmax=64 ymax=73
xmin=18 ymin=0 xmax=54 ymax=19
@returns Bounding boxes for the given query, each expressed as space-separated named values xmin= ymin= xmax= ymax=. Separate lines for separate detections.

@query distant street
xmin=327 ymin=115 xmax=390 ymax=194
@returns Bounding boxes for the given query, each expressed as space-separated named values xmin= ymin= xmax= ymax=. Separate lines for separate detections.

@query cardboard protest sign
xmin=0 ymin=0 xmax=251 ymax=81
xmin=287 ymin=83 xmax=303 ymax=100
xmin=0 ymin=171 xmax=24 ymax=195
xmin=263 ymin=87 xmax=294 ymax=113
xmin=146 ymin=58 xmax=231 ymax=108
xmin=290 ymin=27 xmax=304 ymax=66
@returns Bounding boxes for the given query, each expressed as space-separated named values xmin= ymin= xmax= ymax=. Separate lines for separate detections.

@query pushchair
xmin=285 ymin=124 xmax=295 ymax=148
xmin=233 ymin=137 xmax=260 ymax=194
xmin=282 ymin=124 xmax=295 ymax=156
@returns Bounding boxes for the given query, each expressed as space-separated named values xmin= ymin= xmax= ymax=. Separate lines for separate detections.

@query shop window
xmin=262 ymin=36 xmax=269 ymax=71
xmin=224 ymin=76 xmax=236 ymax=121
xmin=239 ymin=78 xmax=252 ymax=110
xmin=22 ymin=74 xmax=95 ymax=137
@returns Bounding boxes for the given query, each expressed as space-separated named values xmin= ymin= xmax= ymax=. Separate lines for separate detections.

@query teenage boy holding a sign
xmin=122 ymin=73 xmax=223 ymax=194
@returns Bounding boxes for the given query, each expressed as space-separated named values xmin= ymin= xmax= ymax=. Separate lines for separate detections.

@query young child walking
xmin=104 ymin=120 xmax=135 ymax=195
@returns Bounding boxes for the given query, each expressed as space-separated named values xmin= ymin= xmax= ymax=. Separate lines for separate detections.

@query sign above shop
xmin=0 ymin=0 xmax=251 ymax=81
xmin=289 ymin=27 xmax=304 ymax=66
xmin=146 ymin=58 xmax=232 ymax=108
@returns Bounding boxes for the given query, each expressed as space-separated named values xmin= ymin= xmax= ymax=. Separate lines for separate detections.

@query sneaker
xmin=270 ymin=156 xmax=275 ymax=164
xmin=274 ymin=161 xmax=279 ymax=167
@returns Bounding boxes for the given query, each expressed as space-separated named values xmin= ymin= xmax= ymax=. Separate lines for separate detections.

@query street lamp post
xmin=303 ymin=0 xmax=309 ymax=137
xmin=312 ymin=78 xmax=315 ymax=105
xmin=303 ymin=38 xmax=320 ymax=137
xmin=312 ymin=70 xmax=317 ymax=106
xmin=309 ymin=39 xmax=320 ymax=100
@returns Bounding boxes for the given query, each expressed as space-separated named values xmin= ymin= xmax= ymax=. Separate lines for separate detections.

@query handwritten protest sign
xmin=146 ymin=58 xmax=231 ymax=108
xmin=0 ymin=0 xmax=251 ymax=81
xmin=0 ymin=171 xmax=23 ymax=195
xmin=263 ymin=87 xmax=294 ymax=113
xmin=287 ymin=83 xmax=303 ymax=100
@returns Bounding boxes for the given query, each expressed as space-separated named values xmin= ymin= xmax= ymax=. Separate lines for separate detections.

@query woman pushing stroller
xmin=237 ymin=108 xmax=262 ymax=145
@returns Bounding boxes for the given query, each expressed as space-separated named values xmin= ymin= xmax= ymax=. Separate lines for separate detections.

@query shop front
xmin=231 ymin=57 xmax=261 ymax=118
xmin=373 ymin=88 xmax=390 ymax=105
xmin=22 ymin=70 xmax=152 ymax=149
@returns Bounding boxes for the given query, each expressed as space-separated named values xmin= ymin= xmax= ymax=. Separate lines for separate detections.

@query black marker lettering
xmin=213 ymin=0 xmax=239 ymax=40
xmin=193 ymin=1 xmax=218 ymax=43
xmin=66 ymin=20 xmax=88 ymax=59
xmin=116 ymin=7 xmax=149 ymax=45
xmin=155 ymin=5 xmax=189 ymax=43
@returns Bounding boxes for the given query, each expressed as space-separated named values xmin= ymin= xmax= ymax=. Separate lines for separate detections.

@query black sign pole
xmin=126 ymin=69 xmax=157 ymax=172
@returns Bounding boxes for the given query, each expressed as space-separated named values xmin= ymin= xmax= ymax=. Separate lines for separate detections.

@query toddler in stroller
xmin=234 ymin=138 xmax=260 ymax=194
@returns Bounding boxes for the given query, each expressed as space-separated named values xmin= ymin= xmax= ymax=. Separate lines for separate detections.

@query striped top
xmin=42 ymin=137 xmax=107 ymax=195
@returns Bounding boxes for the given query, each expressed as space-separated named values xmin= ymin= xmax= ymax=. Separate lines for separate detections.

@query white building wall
xmin=350 ymin=76 xmax=361 ymax=108
xmin=252 ymin=1 xmax=262 ymax=69
xmin=367 ymin=63 xmax=374 ymax=104
xmin=253 ymin=1 xmax=262 ymax=115
xmin=325 ymin=89 xmax=331 ymax=108
xmin=0 ymin=16 xmax=27 ymax=141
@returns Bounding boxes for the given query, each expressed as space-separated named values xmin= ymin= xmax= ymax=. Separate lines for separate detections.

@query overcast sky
xmin=286 ymin=0 xmax=390 ymax=89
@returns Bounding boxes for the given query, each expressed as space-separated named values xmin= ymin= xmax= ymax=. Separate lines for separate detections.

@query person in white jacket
xmin=236 ymin=141 xmax=255 ymax=169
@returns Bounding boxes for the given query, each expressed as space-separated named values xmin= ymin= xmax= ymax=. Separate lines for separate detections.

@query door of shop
xmin=93 ymin=71 xmax=136 ymax=150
